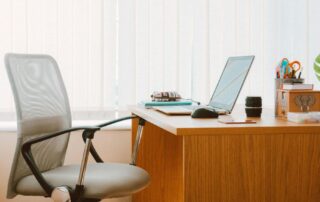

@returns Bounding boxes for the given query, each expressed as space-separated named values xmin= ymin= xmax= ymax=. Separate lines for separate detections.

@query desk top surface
xmin=130 ymin=105 xmax=320 ymax=136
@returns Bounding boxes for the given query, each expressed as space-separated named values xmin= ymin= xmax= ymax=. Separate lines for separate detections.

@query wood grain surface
xmin=129 ymin=106 xmax=320 ymax=136
xmin=184 ymin=133 xmax=320 ymax=202
xmin=131 ymin=106 xmax=320 ymax=202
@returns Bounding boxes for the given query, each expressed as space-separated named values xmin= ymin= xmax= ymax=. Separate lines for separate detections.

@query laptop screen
xmin=209 ymin=56 xmax=254 ymax=112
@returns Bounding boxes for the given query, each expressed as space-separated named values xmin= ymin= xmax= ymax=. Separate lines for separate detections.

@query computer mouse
xmin=191 ymin=107 xmax=219 ymax=118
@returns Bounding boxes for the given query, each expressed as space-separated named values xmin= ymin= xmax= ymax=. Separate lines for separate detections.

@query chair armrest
xmin=84 ymin=115 xmax=137 ymax=163
xmin=96 ymin=115 xmax=137 ymax=128
xmin=21 ymin=126 xmax=100 ymax=196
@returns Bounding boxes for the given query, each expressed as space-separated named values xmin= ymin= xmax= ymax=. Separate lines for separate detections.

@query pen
xmin=280 ymin=59 xmax=289 ymax=79
xmin=298 ymin=67 xmax=303 ymax=79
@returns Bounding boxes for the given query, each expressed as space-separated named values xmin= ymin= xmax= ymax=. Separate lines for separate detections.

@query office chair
xmin=5 ymin=53 xmax=150 ymax=202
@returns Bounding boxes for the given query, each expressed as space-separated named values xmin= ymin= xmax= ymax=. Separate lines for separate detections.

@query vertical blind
xmin=0 ymin=0 xmax=320 ymax=120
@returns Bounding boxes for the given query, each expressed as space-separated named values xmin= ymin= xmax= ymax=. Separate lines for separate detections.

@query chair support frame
xmin=21 ymin=115 xmax=145 ymax=201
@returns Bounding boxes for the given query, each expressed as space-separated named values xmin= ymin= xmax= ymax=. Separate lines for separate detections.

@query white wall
xmin=0 ymin=130 xmax=132 ymax=202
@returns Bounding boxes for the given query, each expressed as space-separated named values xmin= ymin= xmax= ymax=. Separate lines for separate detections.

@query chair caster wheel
xmin=51 ymin=186 xmax=72 ymax=202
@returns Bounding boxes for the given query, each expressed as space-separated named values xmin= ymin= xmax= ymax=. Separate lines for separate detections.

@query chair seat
xmin=16 ymin=163 xmax=150 ymax=199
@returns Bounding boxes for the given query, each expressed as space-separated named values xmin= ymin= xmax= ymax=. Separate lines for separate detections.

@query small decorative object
xmin=294 ymin=95 xmax=316 ymax=112
xmin=245 ymin=96 xmax=262 ymax=117
xmin=276 ymin=90 xmax=320 ymax=117
xmin=314 ymin=54 xmax=320 ymax=81
xmin=274 ymin=78 xmax=304 ymax=116
xmin=151 ymin=91 xmax=181 ymax=102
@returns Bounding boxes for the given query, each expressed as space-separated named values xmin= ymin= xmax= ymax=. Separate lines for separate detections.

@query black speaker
xmin=245 ymin=96 xmax=262 ymax=117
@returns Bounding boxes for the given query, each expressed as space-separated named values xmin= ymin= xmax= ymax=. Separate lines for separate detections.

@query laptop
xmin=153 ymin=55 xmax=255 ymax=115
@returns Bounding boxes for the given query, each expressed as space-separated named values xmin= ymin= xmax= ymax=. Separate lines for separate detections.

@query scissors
xmin=288 ymin=61 xmax=301 ymax=78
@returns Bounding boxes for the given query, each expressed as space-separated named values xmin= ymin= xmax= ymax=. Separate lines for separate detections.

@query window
xmin=0 ymin=0 xmax=320 ymax=120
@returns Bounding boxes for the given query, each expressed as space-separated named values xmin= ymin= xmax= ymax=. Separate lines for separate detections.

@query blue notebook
xmin=141 ymin=100 xmax=192 ymax=107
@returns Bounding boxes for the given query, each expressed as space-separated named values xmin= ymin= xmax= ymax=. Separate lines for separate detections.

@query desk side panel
xmin=132 ymin=119 xmax=184 ymax=202
xmin=184 ymin=133 xmax=320 ymax=202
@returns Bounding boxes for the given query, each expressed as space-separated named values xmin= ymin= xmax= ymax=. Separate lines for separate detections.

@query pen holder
xmin=274 ymin=78 xmax=304 ymax=116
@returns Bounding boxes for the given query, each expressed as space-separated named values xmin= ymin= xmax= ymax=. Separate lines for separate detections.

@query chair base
xmin=51 ymin=186 xmax=101 ymax=202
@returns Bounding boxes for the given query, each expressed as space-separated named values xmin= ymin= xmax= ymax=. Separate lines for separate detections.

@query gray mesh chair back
xmin=5 ymin=53 xmax=72 ymax=198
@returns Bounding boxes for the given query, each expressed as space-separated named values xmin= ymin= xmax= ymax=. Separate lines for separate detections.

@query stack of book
xmin=140 ymin=100 xmax=193 ymax=108
xmin=282 ymin=83 xmax=313 ymax=90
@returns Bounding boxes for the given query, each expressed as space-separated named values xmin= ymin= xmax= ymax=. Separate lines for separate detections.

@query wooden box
xmin=276 ymin=90 xmax=320 ymax=117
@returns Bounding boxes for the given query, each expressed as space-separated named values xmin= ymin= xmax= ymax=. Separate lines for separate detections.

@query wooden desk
xmin=130 ymin=106 xmax=320 ymax=202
